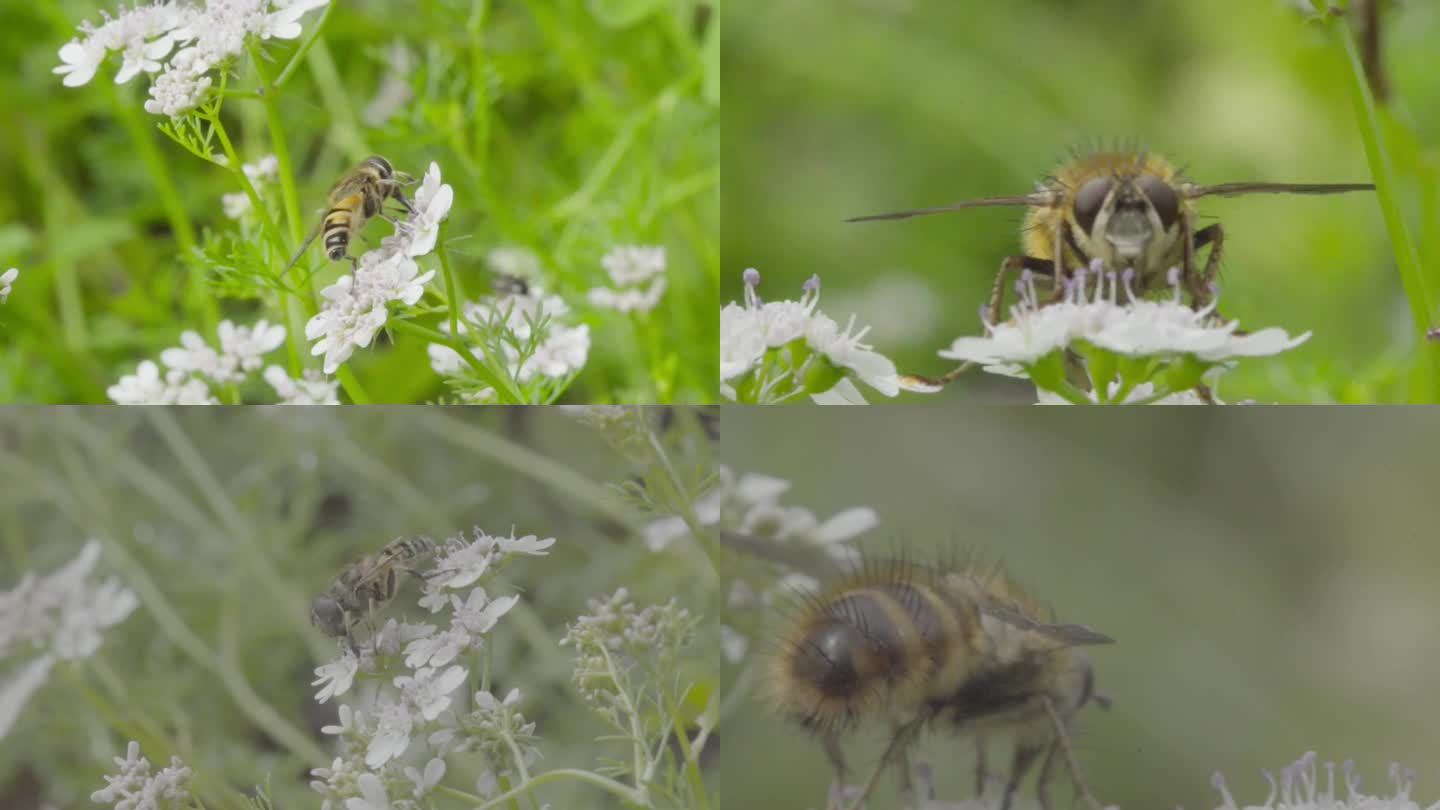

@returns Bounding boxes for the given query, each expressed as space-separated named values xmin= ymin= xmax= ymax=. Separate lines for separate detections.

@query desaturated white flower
xmin=395 ymin=664 xmax=468 ymax=722
xmin=602 ymin=245 xmax=667 ymax=285
xmin=587 ymin=276 xmax=667 ymax=314
xmin=344 ymin=772 xmax=390 ymax=810
xmin=0 ymin=268 xmax=17 ymax=303
xmin=406 ymin=758 xmax=447 ymax=799
xmin=0 ymin=658 xmax=54 ymax=740
xmin=91 ymin=741 xmax=192 ymax=809
xmin=451 ymin=590 xmax=519 ymax=636
xmin=312 ymin=648 xmax=359 ymax=703
xmin=221 ymin=192 xmax=251 ymax=220
xmin=719 ymin=624 xmax=748 ymax=664
xmin=1 ymin=540 xmax=139 ymax=663
xmin=366 ymin=699 xmax=414 ymax=768
xmin=403 ymin=626 xmax=469 ymax=670
xmin=58 ymin=0 xmax=329 ymax=117
xmin=1211 ymin=751 xmax=1437 ymax=810
xmin=264 ymin=366 xmax=340 ymax=404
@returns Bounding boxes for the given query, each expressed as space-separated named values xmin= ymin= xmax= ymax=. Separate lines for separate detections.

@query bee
xmin=310 ymin=536 xmax=437 ymax=648
xmin=768 ymin=556 xmax=1113 ymax=810
xmin=283 ymin=155 xmax=415 ymax=276
xmin=849 ymin=148 xmax=1373 ymax=386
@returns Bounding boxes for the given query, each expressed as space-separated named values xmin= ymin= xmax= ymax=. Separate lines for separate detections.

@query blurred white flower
xmin=91 ymin=741 xmax=192 ymax=809
xmin=345 ymin=772 xmax=390 ymax=810
xmin=363 ymin=41 xmax=414 ymax=126
xmin=1036 ymin=381 xmax=1214 ymax=405
xmin=587 ymin=276 xmax=666 ymax=314
xmin=57 ymin=0 xmax=329 ymax=117
xmin=486 ymin=246 xmax=543 ymax=282
xmin=602 ymin=245 xmax=667 ymax=285
xmin=366 ymin=699 xmax=414 ymax=768
xmin=161 ymin=319 xmax=285 ymax=383
xmin=0 ymin=658 xmax=53 ymax=740
xmin=1211 ymin=751 xmax=1434 ymax=810
xmin=264 ymin=366 xmax=341 ymax=405
xmin=221 ymin=192 xmax=251 ymax=220
xmin=107 ymin=360 xmax=217 ymax=405
xmin=0 ymin=268 xmax=17 ymax=303
xmin=395 ymin=664 xmax=468 ymax=722
xmin=0 ymin=540 xmax=139 ymax=663
xmin=406 ymin=758 xmax=446 ymax=799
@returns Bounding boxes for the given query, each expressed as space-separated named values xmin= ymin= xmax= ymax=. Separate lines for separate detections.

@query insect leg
xmin=987 ymin=255 xmax=1055 ymax=326
xmin=1034 ymin=738 xmax=1061 ymax=810
xmin=1190 ymin=223 xmax=1224 ymax=305
xmin=281 ymin=221 xmax=324 ymax=278
xmin=1040 ymin=695 xmax=1104 ymax=810
xmin=974 ymin=735 xmax=989 ymax=796
xmin=998 ymin=739 xmax=1045 ymax=810
xmin=841 ymin=714 xmax=927 ymax=810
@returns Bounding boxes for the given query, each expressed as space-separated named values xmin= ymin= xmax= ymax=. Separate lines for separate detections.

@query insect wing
xmin=1182 ymin=181 xmax=1374 ymax=199
xmin=846 ymin=193 xmax=1048 ymax=222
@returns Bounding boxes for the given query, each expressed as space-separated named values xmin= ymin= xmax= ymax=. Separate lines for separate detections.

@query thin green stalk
xmin=437 ymin=229 xmax=463 ymax=340
xmin=388 ymin=318 xmax=522 ymax=402
xmin=335 ymin=365 xmax=371 ymax=403
xmin=275 ymin=1 xmax=335 ymax=88
xmin=1333 ymin=21 xmax=1439 ymax=395
xmin=107 ymin=84 xmax=215 ymax=333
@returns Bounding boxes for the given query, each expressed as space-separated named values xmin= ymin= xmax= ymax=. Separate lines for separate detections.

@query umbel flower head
xmin=55 ymin=0 xmax=330 ymax=117
xmin=720 ymin=268 xmax=900 ymax=403
xmin=935 ymin=261 xmax=1309 ymax=404
xmin=1210 ymin=751 xmax=1439 ymax=810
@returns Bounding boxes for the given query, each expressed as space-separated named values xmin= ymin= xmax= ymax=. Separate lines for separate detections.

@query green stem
xmin=335 ymin=365 xmax=371 ymax=404
xmin=1333 ymin=22 xmax=1439 ymax=396
xmin=388 ymin=318 xmax=522 ymax=402
xmin=437 ymin=228 xmax=463 ymax=339
xmin=274 ymin=2 xmax=335 ymax=88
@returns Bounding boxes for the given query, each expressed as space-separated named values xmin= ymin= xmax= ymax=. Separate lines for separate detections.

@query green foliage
xmin=0 ymin=0 xmax=718 ymax=403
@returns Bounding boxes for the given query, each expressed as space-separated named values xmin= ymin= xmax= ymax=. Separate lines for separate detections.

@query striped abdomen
xmin=323 ymin=193 xmax=365 ymax=261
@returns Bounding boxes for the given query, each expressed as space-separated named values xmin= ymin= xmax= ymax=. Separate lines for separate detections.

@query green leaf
xmin=588 ymin=0 xmax=665 ymax=28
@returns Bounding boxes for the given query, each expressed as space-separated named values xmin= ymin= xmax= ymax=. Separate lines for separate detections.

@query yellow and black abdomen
xmin=769 ymin=562 xmax=985 ymax=735
xmin=323 ymin=193 xmax=365 ymax=261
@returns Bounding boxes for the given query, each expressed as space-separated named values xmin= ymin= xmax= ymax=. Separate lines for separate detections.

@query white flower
xmin=451 ymin=590 xmax=519 ymax=636
xmin=1090 ymin=297 xmax=1310 ymax=361
xmin=107 ymin=360 xmax=216 ymax=405
xmin=344 ymin=772 xmax=390 ymax=810
xmin=496 ymin=534 xmax=555 ymax=555
xmin=401 ymin=162 xmax=453 ymax=257
xmin=0 ymin=268 xmax=17 ymax=303
xmin=395 ymin=664 xmax=468 ymax=722
xmin=809 ymin=376 xmax=868 ymax=405
xmin=305 ymin=246 xmax=435 ymax=374
xmin=1 ymin=540 xmax=138 ymax=663
xmin=366 ymin=699 xmax=414 ymax=768
xmin=1212 ymin=752 xmax=1436 ymax=810
xmin=221 ymin=192 xmax=251 ymax=219
xmin=59 ymin=1 xmax=329 ymax=116
xmin=403 ymin=626 xmax=469 ymax=669
xmin=601 ymin=245 xmax=667 ymax=285
xmin=406 ymin=758 xmax=446 ymax=799
xmin=719 ymin=625 xmax=749 ymax=664
xmin=432 ymin=289 xmax=590 ymax=388
xmin=312 ymin=649 xmax=359 ymax=703
xmin=91 ymin=741 xmax=192 ymax=809
xmin=587 ymin=276 xmax=667 ymax=314
xmin=806 ymin=311 xmax=900 ymax=396
xmin=0 ymin=657 xmax=54 ymax=740
xmin=242 ymin=154 xmax=279 ymax=182
xmin=264 ymin=366 xmax=341 ymax=404
xmin=1036 ymin=380 xmax=1214 ymax=405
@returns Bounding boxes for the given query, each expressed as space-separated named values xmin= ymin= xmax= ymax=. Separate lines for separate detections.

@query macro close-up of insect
xmin=850 ymin=148 xmax=1374 ymax=326
xmin=310 ymin=534 xmax=436 ymax=649
xmin=283 ymin=155 xmax=416 ymax=277
xmin=769 ymin=556 xmax=1113 ymax=810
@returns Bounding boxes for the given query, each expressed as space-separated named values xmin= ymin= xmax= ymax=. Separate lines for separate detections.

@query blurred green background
xmin=0 ymin=407 xmax=717 ymax=808
xmin=721 ymin=0 xmax=1440 ymax=403
xmin=720 ymin=406 xmax=1440 ymax=809
xmin=0 ymin=0 xmax=717 ymax=403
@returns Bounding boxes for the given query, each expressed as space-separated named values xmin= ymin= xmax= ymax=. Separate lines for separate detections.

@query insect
xmin=283 ymin=155 xmax=415 ymax=276
xmin=767 ymin=556 xmax=1113 ymax=810
xmin=849 ymin=148 xmax=1373 ymax=385
xmin=310 ymin=536 xmax=437 ymax=648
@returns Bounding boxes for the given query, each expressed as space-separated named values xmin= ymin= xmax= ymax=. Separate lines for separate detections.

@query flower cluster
xmin=0 ymin=541 xmax=139 ymax=738
xmin=55 ymin=0 xmax=329 ymax=117
xmin=91 ymin=741 xmax=193 ymax=810
xmin=107 ymin=318 xmax=290 ymax=404
xmin=305 ymin=162 xmax=451 ymax=374
xmin=427 ymin=286 xmax=591 ymax=402
xmin=720 ymin=269 xmax=901 ymax=403
xmin=933 ymin=262 xmax=1309 ymax=404
xmin=1210 ymin=752 xmax=1437 ymax=810
xmin=0 ymin=268 xmax=16 ymax=304
xmin=221 ymin=153 xmax=279 ymax=220
xmin=587 ymin=245 xmax=668 ymax=315
xmin=646 ymin=466 xmax=875 ymax=662
xmin=263 ymin=366 xmax=341 ymax=404
xmin=308 ymin=528 xmax=554 ymax=809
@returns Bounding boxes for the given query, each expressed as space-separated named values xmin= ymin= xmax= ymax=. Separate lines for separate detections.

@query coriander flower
xmin=345 ymin=772 xmax=390 ymax=810
xmin=312 ymin=648 xmax=359 ymax=703
xmin=406 ymin=758 xmax=446 ymax=800
xmin=0 ymin=268 xmax=17 ymax=303
xmin=1211 ymin=752 xmax=1436 ymax=810
xmin=0 ymin=658 xmax=53 ymax=740
xmin=90 ymin=741 xmax=193 ymax=810
xmin=161 ymin=319 xmax=285 ymax=383
xmin=395 ymin=664 xmax=468 ymax=722
xmin=428 ymin=287 xmax=591 ymax=390
xmin=305 ymin=245 xmax=435 ymax=374
xmin=589 ymin=245 xmax=668 ymax=314
xmin=107 ymin=360 xmax=217 ymax=405
xmin=57 ymin=0 xmax=330 ymax=117
xmin=721 ymin=269 xmax=901 ymax=402
xmin=264 ymin=366 xmax=341 ymax=404
xmin=1 ymin=540 xmax=139 ymax=663
xmin=1036 ymin=380 xmax=1214 ymax=405
xmin=366 ymin=699 xmax=415 ymax=768
xmin=400 ymin=162 xmax=453 ymax=257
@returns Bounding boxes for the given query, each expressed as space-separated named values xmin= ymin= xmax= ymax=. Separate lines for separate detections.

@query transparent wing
xmin=846 ymin=194 xmax=1048 ymax=222
xmin=1182 ymin=182 xmax=1374 ymax=199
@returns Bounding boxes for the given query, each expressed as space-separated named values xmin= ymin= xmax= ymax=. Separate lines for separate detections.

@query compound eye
xmin=310 ymin=595 xmax=343 ymax=634
xmin=1073 ymin=176 xmax=1114 ymax=234
xmin=1137 ymin=174 xmax=1180 ymax=229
